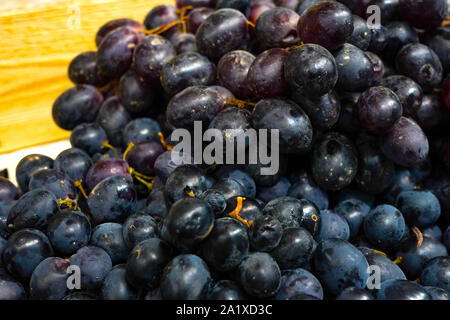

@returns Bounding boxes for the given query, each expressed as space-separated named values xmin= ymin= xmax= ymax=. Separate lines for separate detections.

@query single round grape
xmin=297 ymin=1 xmax=354 ymax=52
xmin=357 ymin=86 xmax=403 ymax=134
xmin=217 ymin=50 xmax=255 ymax=99
xmin=311 ymin=132 xmax=358 ymax=191
xmin=285 ymin=44 xmax=338 ymax=98
xmin=251 ymin=98 xmax=313 ymax=154
xmin=166 ymin=86 xmax=225 ymax=130
xmin=122 ymin=117 xmax=161 ymax=147
xmin=254 ymin=7 xmax=300 ymax=50
xmin=395 ymin=43 xmax=443 ymax=92
xmin=247 ymin=48 xmax=289 ymax=99
xmin=334 ymin=43 xmax=374 ymax=92
xmin=95 ymin=18 xmax=142 ymax=47
xmin=125 ymin=140 xmax=165 ymax=176
xmin=118 ymin=69 xmax=154 ymax=115
xmin=380 ymin=117 xmax=429 ymax=168
xmin=161 ymin=52 xmax=216 ymax=95
xmin=16 ymin=154 xmax=54 ymax=193
xmin=54 ymin=148 xmax=92 ymax=182
xmin=143 ymin=5 xmax=178 ymax=38
xmin=196 ymin=9 xmax=249 ymax=61
xmin=96 ymin=26 xmax=141 ymax=82
xmin=96 ymin=96 xmax=131 ymax=147
xmin=132 ymin=35 xmax=176 ymax=84
xmin=291 ymin=90 xmax=341 ymax=130
xmin=52 ymin=85 xmax=103 ymax=130
xmin=409 ymin=94 xmax=445 ymax=131
xmin=85 ymin=158 xmax=131 ymax=191
xmin=68 ymin=51 xmax=102 ymax=86
xmin=70 ymin=122 xmax=108 ymax=156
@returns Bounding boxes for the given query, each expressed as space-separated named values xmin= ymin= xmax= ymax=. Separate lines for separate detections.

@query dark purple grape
xmin=169 ymin=32 xmax=198 ymax=53
xmin=216 ymin=0 xmax=251 ymax=16
xmin=355 ymin=134 xmax=395 ymax=194
xmin=311 ymin=132 xmax=358 ymax=191
xmin=166 ymin=86 xmax=225 ymax=130
xmin=247 ymin=48 xmax=289 ymax=99
xmin=122 ymin=118 xmax=162 ymax=147
xmin=7 ymin=188 xmax=59 ymax=231
xmin=383 ymin=21 xmax=419 ymax=62
xmin=357 ymin=86 xmax=402 ymax=134
xmin=381 ymin=75 xmax=423 ymax=116
xmin=208 ymin=107 xmax=252 ymax=149
xmin=118 ymin=69 xmax=154 ymax=115
xmin=297 ymin=1 xmax=354 ymax=52
xmin=68 ymin=51 xmax=103 ymax=86
xmin=0 ymin=269 xmax=26 ymax=300
xmin=162 ymin=197 xmax=214 ymax=252
xmin=70 ymin=122 xmax=108 ymax=156
xmin=236 ymin=252 xmax=281 ymax=298
xmin=348 ymin=15 xmax=371 ymax=50
xmin=54 ymin=148 xmax=92 ymax=183
xmin=132 ymin=35 xmax=176 ymax=84
xmin=52 ymin=85 xmax=103 ymax=130
xmin=426 ymin=27 xmax=450 ymax=72
xmin=334 ymin=43 xmax=374 ymax=92
xmin=217 ymin=50 xmax=255 ymax=99
xmin=161 ymin=52 xmax=216 ymax=95
xmin=291 ymin=90 xmax=341 ymax=130
xmin=254 ymin=7 xmax=300 ymax=50
xmin=95 ymin=18 xmax=142 ymax=47
xmin=251 ymin=98 xmax=313 ymax=154
xmin=398 ymin=0 xmax=448 ymax=30
xmin=395 ymin=43 xmax=443 ymax=91
xmin=380 ymin=117 xmax=429 ymax=167
xmin=368 ymin=24 xmax=388 ymax=53
xmin=3 ymin=229 xmax=54 ymax=279
xmin=47 ymin=210 xmax=91 ymax=256
xmin=87 ymin=175 xmax=137 ymax=224
xmin=196 ymin=9 xmax=249 ymax=61
xmin=0 ymin=177 xmax=19 ymax=202
xmin=96 ymin=96 xmax=131 ymax=147
xmin=164 ymin=165 xmax=211 ymax=204
xmin=28 ymin=169 xmax=76 ymax=201
xmin=85 ymin=158 xmax=131 ymax=191
xmin=124 ymin=141 xmax=165 ymax=176
xmin=16 ymin=154 xmax=54 ymax=193
xmin=96 ymin=27 xmax=141 ymax=82
xmin=409 ymin=94 xmax=445 ymax=131
xmin=143 ymin=5 xmax=179 ymax=38
xmin=284 ymin=44 xmax=338 ymax=98
xmin=248 ymin=1 xmax=275 ymax=24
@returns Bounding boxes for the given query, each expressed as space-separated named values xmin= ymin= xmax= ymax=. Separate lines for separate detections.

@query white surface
xmin=0 ymin=140 xmax=71 ymax=186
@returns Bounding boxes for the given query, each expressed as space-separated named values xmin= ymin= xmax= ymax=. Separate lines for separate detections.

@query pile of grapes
xmin=0 ymin=0 xmax=449 ymax=300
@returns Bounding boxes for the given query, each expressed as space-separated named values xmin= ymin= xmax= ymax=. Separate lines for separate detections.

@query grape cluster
xmin=0 ymin=0 xmax=450 ymax=300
